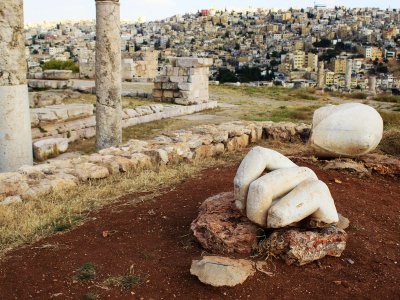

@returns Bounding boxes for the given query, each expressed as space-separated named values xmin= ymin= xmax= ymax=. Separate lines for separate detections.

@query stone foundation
xmin=30 ymin=102 xmax=219 ymax=145
xmin=152 ymin=57 xmax=213 ymax=105
xmin=1 ymin=120 xmax=310 ymax=204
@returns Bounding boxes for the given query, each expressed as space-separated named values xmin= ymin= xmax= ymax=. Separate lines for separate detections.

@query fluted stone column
xmin=317 ymin=62 xmax=325 ymax=89
xmin=345 ymin=59 xmax=352 ymax=90
xmin=369 ymin=75 xmax=377 ymax=96
xmin=0 ymin=0 xmax=33 ymax=172
xmin=95 ymin=0 xmax=122 ymax=150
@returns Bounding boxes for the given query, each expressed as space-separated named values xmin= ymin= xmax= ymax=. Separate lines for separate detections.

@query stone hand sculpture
xmin=310 ymin=103 xmax=383 ymax=158
xmin=234 ymin=146 xmax=339 ymax=228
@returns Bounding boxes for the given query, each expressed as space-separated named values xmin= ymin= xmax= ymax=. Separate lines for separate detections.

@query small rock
xmin=337 ymin=214 xmax=350 ymax=230
xmin=0 ymin=195 xmax=23 ymax=205
xmin=191 ymin=192 xmax=259 ymax=254
xmin=347 ymin=258 xmax=355 ymax=265
xmin=190 ymin=256 xmax=255 ymax=287
xmin=258 ymin=226 xmax=348 ymax=266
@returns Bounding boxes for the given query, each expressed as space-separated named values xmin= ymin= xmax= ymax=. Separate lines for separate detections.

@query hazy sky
xmin=24 ymin=0 xmax=399 ymax=23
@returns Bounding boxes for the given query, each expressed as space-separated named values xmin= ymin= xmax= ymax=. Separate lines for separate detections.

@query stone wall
xmin=152 ymin=57 xmax=212 ymax=105
xmin=1 ymin=120 xmax=310 ymax=204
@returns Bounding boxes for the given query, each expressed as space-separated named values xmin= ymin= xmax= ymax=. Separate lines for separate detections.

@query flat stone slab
xmin=190 ymin=256 xmax=255 ymax=287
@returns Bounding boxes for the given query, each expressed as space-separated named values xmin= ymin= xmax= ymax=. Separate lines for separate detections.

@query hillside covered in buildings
xmin=25 ymin=6 xmax=400 ymax=91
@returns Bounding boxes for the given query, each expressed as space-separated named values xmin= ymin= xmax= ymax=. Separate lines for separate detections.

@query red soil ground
xmin=0 ymin=158 xmax=399 ymax=300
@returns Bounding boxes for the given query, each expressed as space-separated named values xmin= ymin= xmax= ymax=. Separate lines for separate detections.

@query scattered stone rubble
xmin=0 ymin=121 xmax=309 ymax=204
xmin=152 ymin=57 xmax=213 ymax=105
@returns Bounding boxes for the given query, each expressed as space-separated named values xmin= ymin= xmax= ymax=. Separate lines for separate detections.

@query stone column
xmin=369 ymin=75 xmax=377 ymax=96
xmin=317 ymin=61 xmax=325 ymax=89
xmin=345 ymin=59 xmax=352 ymax=90
xmin=95 ymin=0 xmax=122 ymax=150
xmin=0 ymin=0 xmax=33 ymax=172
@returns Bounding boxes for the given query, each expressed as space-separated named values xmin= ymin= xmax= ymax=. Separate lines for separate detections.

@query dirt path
xmin=0 ymin=160 xmax=399 ymax=300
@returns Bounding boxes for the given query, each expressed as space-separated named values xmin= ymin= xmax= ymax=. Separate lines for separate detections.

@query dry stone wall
xmin=153 ymin=57 xmax=212 ymax=105
xmin=1 ymin=121 xmax=311 ymax=204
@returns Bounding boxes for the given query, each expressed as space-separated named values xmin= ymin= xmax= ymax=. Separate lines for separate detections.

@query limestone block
xmin=0 ymin=172 xmax=28 ymax=201
xmin=69 ymin=163 xmax=109 ymax=181
xmin=191 ymin=192 xmax=259 ymax=254
xmin=149 ymin=104 xmax=164 ymax=113
xmin=154 ymin=82 xmax=162 ymax=89
xmin=226 ymin=134 xmax=249 ymax=152
xmin=177 ymin=82 xmax=193 ymax=91
xmin=310 ymin=103 xmax=383 ymax=157
xmin=162 ymin=82 xmax=178 ymax=90
xmin=135 ymin=106 xmax=153 ymax=116
xmin=190 ymin=256 xmax=255 ymax=287
xmin=246 ymin=167 xmax=318 ymax=227
xmin=267 ymin=179 xmax=339 ymax=228
xmin=32 ymin=108 xmax=59 ymax=123
xmin=33 ymin=138 xmax=69 ymax=161
xmin=124 ymin=108 xmax=140 ymax=118
xmin=43 ymin=70 xmax=73 ymax=80
xmin=174 ymin=57 xmax=213 ymax=68
xmin=233 ymin=146 xmax=297 ymax=211
xmin=169 ymin=76 xmax=188 ymax=83
xmin=163 ymin=90 xmax=175 ymax=98
xmin=155 ymin=75 xmax=169 ymax=83
xmin=152 ymin=89 xmax=163 ymax=98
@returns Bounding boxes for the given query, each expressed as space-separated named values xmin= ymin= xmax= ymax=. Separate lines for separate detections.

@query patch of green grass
xmin=104 ymin=275 xmax=141 ymax=289
xmin=75 ymin=262 xmax=96 ymax=281
xmin=52 ymin=215 xmax=83 ymax=233
xmin=268 ymin=105 xmax=321 ymax=123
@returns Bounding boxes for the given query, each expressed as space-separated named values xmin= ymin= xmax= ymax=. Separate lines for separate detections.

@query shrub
xmin=42 ymin=59 xmax=79 ymax=73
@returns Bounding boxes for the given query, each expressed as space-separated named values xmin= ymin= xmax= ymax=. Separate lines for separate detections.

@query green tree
xmin=215 ymin=68 xmax=238 ymax=83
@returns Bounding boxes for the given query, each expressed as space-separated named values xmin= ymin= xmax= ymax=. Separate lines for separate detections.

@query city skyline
xmin=25 ymin=0 xmax=399 ymax=23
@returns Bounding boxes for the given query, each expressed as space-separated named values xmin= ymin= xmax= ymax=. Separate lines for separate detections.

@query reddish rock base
xmin=190 ymin=192 xmax=260 ymax=254
xmin=259 ymin=226 xmax=348 ymax=266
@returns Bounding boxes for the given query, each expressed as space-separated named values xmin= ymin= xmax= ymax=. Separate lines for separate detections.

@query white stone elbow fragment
xmin=267 ymin=179 xmax=339 ymax=228
xmin=233 ymin=146 xmax=297 ymax=211
xmin=310 ymin=103 xmax=383 ymax=157
xmin=246 ymin=167 xmax=318 ymax=227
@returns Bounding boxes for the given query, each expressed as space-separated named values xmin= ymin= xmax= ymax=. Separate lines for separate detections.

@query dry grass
xmin=211 ymin=85 xmax=322 ymax=101
xmin=0 ymin=153 xmax=243 ymax=257
xmin=378 ymin=130 xmax=400 ymax=157
xmin=380 ymin=110 xmax=400 ymax=130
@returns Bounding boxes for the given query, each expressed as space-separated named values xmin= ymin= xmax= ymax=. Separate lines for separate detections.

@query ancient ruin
xmin=95 ymin=0 xmax=122 ymax=150
xmin=0 ymin=0 xmax=33 ymax=172
xmin=153 ymin=57 xmax=212 ymax=105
